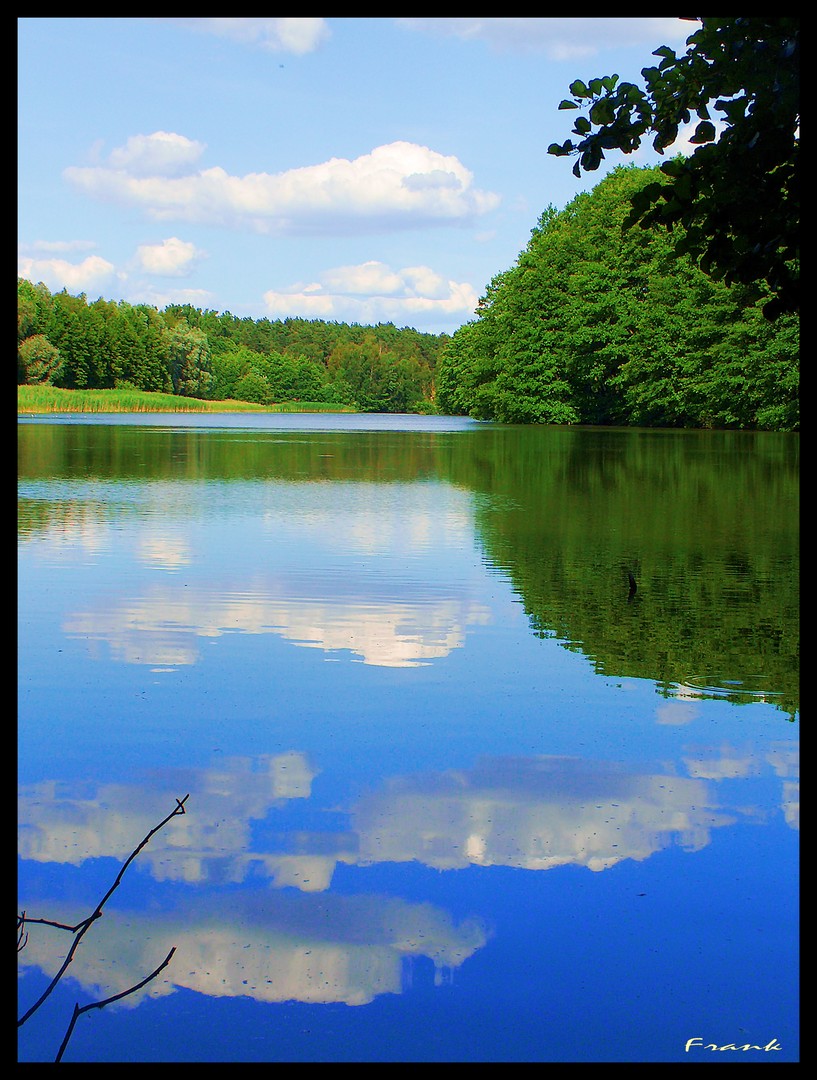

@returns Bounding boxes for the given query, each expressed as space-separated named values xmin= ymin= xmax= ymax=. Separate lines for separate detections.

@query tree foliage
xmin=165 ymin=319 xmax=213 ymax=398
xmin=18 ymin=334 xmax=61 ymax=385
xmin=548 ymin=17 xmax=799 ymax=318
xmin=436 ymin=164 xmax=798 ymax=430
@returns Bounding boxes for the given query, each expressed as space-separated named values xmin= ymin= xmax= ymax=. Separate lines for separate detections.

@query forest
xmin=16 ymin=284 xmax=444 ymax=414
xmin=18 ymin=163 xmax=798 ymax=430
xmin=435 ymin=164 xmax=798 ymax=431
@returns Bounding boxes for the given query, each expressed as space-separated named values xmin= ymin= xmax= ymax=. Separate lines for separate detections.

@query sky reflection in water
xmin=18 ymin=416 xmax=798 ymax=1062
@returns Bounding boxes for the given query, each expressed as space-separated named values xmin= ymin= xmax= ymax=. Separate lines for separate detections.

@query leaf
xmin=598 ymin=133 xmax=622 ymax=150
xmin=569 ymin=79 xmax=588 ymax=98
xmin=689 ymin=120 xmax=716 ymax=144
xmin=558 ymin=99 xmax=579 ymax=110
xmin=589 ymin=98 xmax=615 ymax=125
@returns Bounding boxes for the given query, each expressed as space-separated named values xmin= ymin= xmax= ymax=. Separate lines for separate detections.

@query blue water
xmin=18 ymin=414 xmax=799 ymax=1062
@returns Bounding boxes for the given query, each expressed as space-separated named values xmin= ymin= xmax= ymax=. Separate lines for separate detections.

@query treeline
xmin=16 ymin=283 xmax=446 ymax=413
xmin=436 ymin=163 xmax=799 ymax=431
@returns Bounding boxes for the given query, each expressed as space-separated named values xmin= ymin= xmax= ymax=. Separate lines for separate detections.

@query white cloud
xmin=108 ymin=131 xmax=206 ymax=177
xmin=320 ymin=261 xmax=406 ymax=297
xmin=64 ymin=137 xmax=500 ymax=235
xmin=397 ymin=17 xmax=691 ymax=58
xmin=134 ymin=236 xmax=204 ymax=277
xmin=18 ymin=253 xmax=117 ymax=294
xmin=263 ymin=261 xmax=480 ymax=329
xmin=167 ymin=17 xmax=331 ymax=55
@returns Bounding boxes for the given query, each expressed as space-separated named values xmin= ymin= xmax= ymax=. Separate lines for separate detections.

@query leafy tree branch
xmin=548 ymin=17 xmax=799 ymax=318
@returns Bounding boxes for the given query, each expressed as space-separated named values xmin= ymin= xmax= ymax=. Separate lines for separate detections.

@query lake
xmin=18 ymin=413 xmax=799 ymax=1063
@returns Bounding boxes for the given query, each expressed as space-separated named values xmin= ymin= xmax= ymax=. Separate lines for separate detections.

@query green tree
xmin=326 ymin=335 xmax=404 ymax=412
xmin=130 ymin=304 xmax=173 ymax=392
xmin=18 ymin=279 xmax=55 ymax=344
xmin=53 ymin=307 xmax=94 ymax=389
xmin=256 ymin=351 xmax=298 ymax=401
xmin=234 ymin=368 xmax=272 ymax=404
xmin=18 ymin=334 xmax=61 ymax=385
xmin=291 ymin=354 xmax=328 ymax=401
xmin=210 ymin=345 xmax=257 ymax=400
xmin=548 ymin=17 xmax=799 ymax=318
xmin=165 ymin=320 xmax=212 ymax=398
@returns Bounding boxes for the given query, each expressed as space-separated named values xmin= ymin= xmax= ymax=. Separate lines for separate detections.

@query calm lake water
xmin=18 ymin=413 xmax=799 ymax=1063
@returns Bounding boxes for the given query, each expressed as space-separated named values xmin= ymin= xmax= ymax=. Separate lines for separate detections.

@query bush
xmin=19 ymin=334 xmax=61 ymax=385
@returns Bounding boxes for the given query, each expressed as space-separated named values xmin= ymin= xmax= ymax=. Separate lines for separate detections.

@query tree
xmin=209 ymin=344 xmax=256 ymax=400
xmin=234 ymin=367 xmax=272 ymax=404
xmin=18 ymin=279 xmax=55 ymax=344
xmin=548 ymin=18 xmax=799 ymax=318
xmin=165 ymin=320 xmax=212 ymax=398
xmin=18 ymin=335 xmax=61 ymax=385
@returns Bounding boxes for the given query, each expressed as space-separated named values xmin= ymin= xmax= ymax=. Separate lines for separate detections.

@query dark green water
xmin=18 ymin=414 xmax=799 ymax=1062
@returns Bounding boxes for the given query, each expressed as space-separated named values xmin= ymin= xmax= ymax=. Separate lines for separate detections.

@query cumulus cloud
xmin=263 ymin=261 xmax=480 ymax=328
xmin=17 ymin=253 xmax=117 ymax=294
xmin=397 ymin=17 xmax=691 ymax=58
xmin=63 ymin=137 xmax=500 ymax=235
xmin=108 ymin=131 xmax=206 ymax=177
xmin=134 ymin=236 xmax=205 ymax=276
xmin=166 ymin=17 xmax=331 ymax=54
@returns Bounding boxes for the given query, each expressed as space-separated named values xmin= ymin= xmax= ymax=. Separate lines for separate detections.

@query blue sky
xmin=18 ymin=17 xmax=695 ymax=335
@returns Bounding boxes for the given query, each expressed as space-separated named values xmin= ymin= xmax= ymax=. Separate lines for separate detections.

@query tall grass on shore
xmin=17 ymin=385 xmax=355 ymax=414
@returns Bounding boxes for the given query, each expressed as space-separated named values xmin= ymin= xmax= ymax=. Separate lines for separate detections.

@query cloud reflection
xmin=19 ymin=753 xmax=318 ymax=876
xmin=19 ymin=746 xmax=796 ymax=1014
xmin=19 ymin=890 xmax=488 ymax=1008
xmin=352 ymin=756 xmax=735 ymax=873
xmin=63 ymin=584 xmax=492 ymax=667
xmin=20 ymin=744 xmax=797 ymax=905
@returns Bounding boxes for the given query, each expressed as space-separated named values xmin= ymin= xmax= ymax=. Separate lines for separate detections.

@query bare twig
xmin=17 ymin=911 xmax=29 ymax=952
xmin=17 ymin=794 xmax=189 ymax=1029
xmin=55 ymin=947 xmax=177 ymax=1063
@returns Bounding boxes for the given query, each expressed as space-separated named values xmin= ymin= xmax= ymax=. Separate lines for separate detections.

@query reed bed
xmin=18 ymin=385 xmax=354 ymax=414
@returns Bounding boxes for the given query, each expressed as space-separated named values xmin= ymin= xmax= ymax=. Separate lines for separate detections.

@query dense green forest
xmin=436 ymin=164 xmax=799 ymax=430
xmin=16 ymin=282 xmax=445 ymax=414
xmin=18 ymin=162 xmax=798 ymax=428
